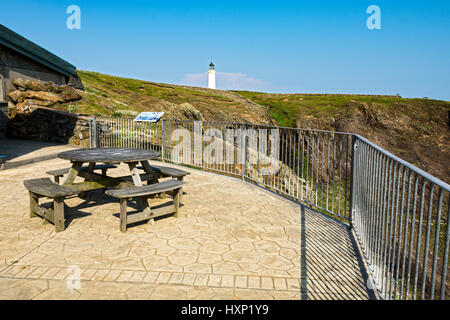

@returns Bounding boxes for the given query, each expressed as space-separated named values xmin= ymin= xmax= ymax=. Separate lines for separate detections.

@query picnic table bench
xmin=23 ymin=148 xmax=188 ymax=232
xmin=46 ymin=164 xmax=117 ymax=183
xmin=137 ymin=165 xmax=190 ymax=180
xmin=24 ymin=178 xmax=78 ymax=232
xmin=106 ymin=179 xmax=185 ymax=232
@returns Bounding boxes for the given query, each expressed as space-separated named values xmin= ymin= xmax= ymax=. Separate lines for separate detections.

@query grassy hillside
xmin=56 ymin=71 xmax=274 ymax=124
xmin=234 ymin=91 xmax=450 ymax=183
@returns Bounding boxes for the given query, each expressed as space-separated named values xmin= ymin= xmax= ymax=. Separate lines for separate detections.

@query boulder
xmin=55 ymin=86 xmax=82 ymax=102
xmin=16 ymin=99 xmax=56 ymax=111
xmin=26 ymin=91 xmax=64 ymax=103
xmin=12 ymin=78 xmax=82 ymax=102
xmin=179 ymin=102 xmax=205 ymax=121
xmin=13 ymin=78 xmax=52 ymax=91
xmin=8 ymin=90 xmax=27 ymax=103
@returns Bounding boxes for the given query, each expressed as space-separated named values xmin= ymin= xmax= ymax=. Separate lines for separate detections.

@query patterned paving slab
xmin=0 ymin=157 xmax=374 ymax=299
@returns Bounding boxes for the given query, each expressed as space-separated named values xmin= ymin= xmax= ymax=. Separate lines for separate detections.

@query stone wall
xmin=5 ymin=77 xmax=90 ymax=146
xmin=8 ymin=106 xmax=91 ymax=147
xmin=0 ymin=102 xmax=8 ymax=139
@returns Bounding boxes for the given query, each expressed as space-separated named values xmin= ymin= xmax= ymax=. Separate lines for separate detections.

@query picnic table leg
xmin=140 ymin=160 xmax=166 ymax=199
xmin=29 ymin=192 xmax=39 ymax=218
xmin=62 ymin=161 xmax=83 ymax=185
xmin=120 ymin=198 xmax=127 ymax=232
xmin=177 ymin=177 xmax=184 ymax=203
xmin=140 ymin=160 xmax=159 ymax=185
xmin=128 ymin=162 xmax=143 ymax=186
xmin=128 ymin=162 xmax=155 ymax=225
xmin=173 ymin=188 xmax=181 ymax=218
xmin=80 ymin=162 xmax=96 ymax=199
xmin=87 ymin=162 xmax=96 ymax=173
xmin=54 ymin=197 xmax=65 ymax=232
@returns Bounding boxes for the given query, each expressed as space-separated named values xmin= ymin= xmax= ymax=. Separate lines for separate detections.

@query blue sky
xmin=1 ymin=0 xmax=449 ymax=100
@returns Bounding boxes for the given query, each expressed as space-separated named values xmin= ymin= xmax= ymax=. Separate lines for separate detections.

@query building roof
xmin=0 ymin=24 xmax=77 ymax=77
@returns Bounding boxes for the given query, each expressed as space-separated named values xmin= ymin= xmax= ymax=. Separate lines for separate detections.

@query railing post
xmin=89 ymin=116 xmax=98 ymax=148
xmin=349 ymin=134 xmax=358 ymax=228
xmin=242 ymin=124 xmax=248 ymax=180
xmin=161 ymin=119 xmax=166 ymax=162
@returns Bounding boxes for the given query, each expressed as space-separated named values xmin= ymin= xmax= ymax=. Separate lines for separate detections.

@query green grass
xmin=60 ymin=71 xmax=266 ymax=123
xmin=233 ymin=91 xmax=449 ymax=127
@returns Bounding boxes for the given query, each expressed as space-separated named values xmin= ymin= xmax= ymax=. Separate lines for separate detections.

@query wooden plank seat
xmin=46 ymin=164 xmax=117 ymax=183
xmin=137 ymin=165 xmax=190 ymax=180
xmin=138 ymin=164 xmax=190 ymax=200
xmin=105 ymin=179 xmax=186 ymax=232
xmin=23 ymin=178 xmax=79 ymax=232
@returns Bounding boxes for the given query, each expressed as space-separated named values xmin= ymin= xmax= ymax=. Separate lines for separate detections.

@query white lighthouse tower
xmin=208 ymin=62 xmax=216 ymax=89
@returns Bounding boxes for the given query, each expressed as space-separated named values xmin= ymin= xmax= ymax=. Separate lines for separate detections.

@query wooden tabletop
xmin=57 ymin=148 xmax=160 ymax=163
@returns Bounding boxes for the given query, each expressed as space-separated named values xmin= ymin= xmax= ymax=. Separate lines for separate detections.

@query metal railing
xmin=352 ymin=135 xmax=449 ymax=300
xmin=91 ymin=117 xmax=449 ymax=300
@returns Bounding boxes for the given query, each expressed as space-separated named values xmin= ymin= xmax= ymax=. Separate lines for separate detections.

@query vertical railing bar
xmin=369 ymin=148 xmax=379 ymax=273
xmin=290 ymin=129 xmax=294 ymax=197
xmin=321 ymin=132 xmax=325 ymax=207
xmin=301 ymin=131 xmax=305 ymax=201
xmin=406 ymin=174 xmax=419 ymax=300
xmin=394 ymin=166 xmax=407 ymax=299
xmin=430 ymin=189 xmax=443 ymax=300
xmin=439 ymin=202 xmax=450 ymax=299
xmin=381 ymin=159 xmax=393 ymax=298
xmin=400 ymin=170 xmax=413 ymax=299
xmin=367 ymin=143 xmax=373 ymax=251
xmin=361 ymin=143 xmax=369 ymax=252
xmin=377 ymin=151 xmax=386 ymax=286
xmin=297 ymin=130 xmax=300 ymax=199
xmin=337 ymin=136 xmax=342 ymax=217
xmin=316 ymin=132 xmax=320 ymax=206
xmin=344 ymin=134 xmax=349 ymax=219
xmin=388 ymin=164 xmax=402 ymax=298
xmin=349 ymin=135 xmax=355 ymax=229
xmin=284 ymin=128 xmax=288 ymax=194
xmin=370 ymin=145 xmax=378 ymax=264
xmin=289 ymin=129 xmax=293 ymax=196
xmin=361 ymin=142 xmax=368 ymax=247
xmin=374 ymin=152 xmax=385 ymax=288
xmin=362 ymin=143 xmax=371 ymax=262
xmin=278 ymin=128 xmax=282 ymax=194
xmin=311 ymin=131 xmax=315 ymax=204
xmin=332 ymin=133 xmax=336 ymax=213
xmin=376 ymin=155 xmax=388 ymax=290
xmin=387 ymin=163 xmax=400 ymax=298
xmin=420 ymin=183 xmax=435 ymax=299
xmin=413 ymin=180 xmax=427 ymax=300
xmin=326 ymin=133 xmax=331 ymax=211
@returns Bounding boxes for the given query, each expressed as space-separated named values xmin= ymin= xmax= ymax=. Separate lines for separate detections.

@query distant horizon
xmin=2 ymin=1 xmax=449 ymax=100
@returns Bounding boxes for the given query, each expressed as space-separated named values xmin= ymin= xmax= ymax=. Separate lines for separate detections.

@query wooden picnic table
xmin=24 ymin=148 xmax=188 ymax=232
xmin=57 ymin=148 xmax=161 ymax=188
xmin=58 ymin=148 xmax=160 ymax=196
xmin=57 ymin=148 xmax=161 ymax=220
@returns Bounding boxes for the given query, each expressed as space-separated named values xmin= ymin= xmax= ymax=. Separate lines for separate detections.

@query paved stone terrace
xmin=1 ymin=139 xmax=75 ymax=169
xmin=0 ymin=157 xmax=374 ymax=299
